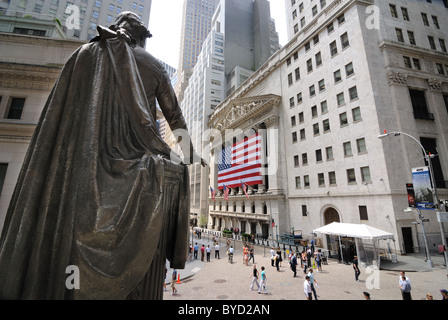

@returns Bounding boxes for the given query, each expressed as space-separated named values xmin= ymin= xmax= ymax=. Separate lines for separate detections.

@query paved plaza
xmin=164 ymin=237 xmax=448 ymax=301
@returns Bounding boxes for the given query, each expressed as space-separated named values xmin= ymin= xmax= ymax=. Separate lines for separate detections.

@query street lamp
xmin=404 ymin=207 xmax=433 ymax=267
xmin=378 ymin=130 xmax=447 ymax=271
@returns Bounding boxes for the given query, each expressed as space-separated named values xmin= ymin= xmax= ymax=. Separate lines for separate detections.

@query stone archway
xmin=324 ymin=207 xmax=340 ymax=225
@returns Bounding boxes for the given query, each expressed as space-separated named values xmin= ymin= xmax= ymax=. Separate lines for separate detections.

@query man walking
xmin=215 ymin=242 xmax=220 ymax=259
xmin=307 ymin=269 xmax=319 ymax=300
xmin=304 ymin=276 xmax=312 ymax=300
xmin=399 ymin=271 xmax=412 ymax=300
xmin=290 ymin=252 xmax=298 ymax=277
xmin=194 ymin=243 xmax=199 ymax=260
xmin=353 ymin=256 xmax=361 ymax=281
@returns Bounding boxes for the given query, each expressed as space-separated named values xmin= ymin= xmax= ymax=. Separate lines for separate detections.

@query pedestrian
xmin=163 ymin=266 xmax=167 ymax=291
xmin=353 ymin=255 xmax=361 ymax=281
xmin=258 ymin=266 xmax=268 ymax=294
xmin=302 ymin=250 xmax=308 ymax=274
xmin=270 ymin=247 xmax=276 ymax=267
xmin=276 ymin=247 xmax=283 ymax=267
xmin=290 ymin=252 xmax=298 ymax=277
xmin=193 ymin=243 xmax=199 ymax=260
xmin=201 ymin=244 xmax=205 ymax=262
xmin=307 ymin=247 xmax=313 ymax=269
xmin=307 ymin=269 xmax=319 ymax=300
xmin=249 ymin=245 xmax=255 ymax=264
xmin=243 ymin=245 xmax=249 ymax=266
xmin=188 ymin=243 xmax=193 ymax=261
xmin=363 ymin=291 xmax=371 ymax=300
xmin=303 ymin=276 xmax=312 ymax=300
xmin=314 ymin=249 xmax=322 ymax=272
xmin=250 ymin=265 xmax=260 ymax=291
xmin=215 ymin=242 xmax=220 ymax=259
xmin=399 ymin=271 xmax=412 ymax=300
xmin=440 ymin=289 xmax=448 ymax=300
xmin=275 ymin=251 xmax=280 ymax=272
xmin=206 ymin=245 xmax=211 ymax=262
xmin=171 ymin=269 xmax=178 ymax=296
xmin=426 ymin=293 xmax=433 ymax=300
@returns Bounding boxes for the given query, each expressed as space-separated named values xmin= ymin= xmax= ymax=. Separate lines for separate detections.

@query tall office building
xmin=0 ymin=0 xmax=152 ymax=41
xmin=206 ymin=0 xmax=448 ymax=258
xmin=180 ymin=0 xmax=280 ymax=224
xmin=174 ymin=0 xmax=218 ymax=103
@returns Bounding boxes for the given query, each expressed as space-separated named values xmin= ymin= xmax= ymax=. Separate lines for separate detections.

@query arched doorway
xmin=324 ymin=207 xmax=340 ymax=225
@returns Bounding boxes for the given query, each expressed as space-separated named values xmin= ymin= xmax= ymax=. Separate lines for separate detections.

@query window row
xmin=292 ymin=138 xmax=367 ymax=166
xmin=294 ymin=166 xmax=372 ymax=188
xmin=395 ymin=28 xmax=447 ymax=53
xmin=291 ymin=105 xmax=362 ymax=129
xmin=389 ymin=4 xmax=443 ymax=29
xmin=0 ymin=96 xmax=26 ymax=120
xmin=403 ymin=55 xmax=448 ymax=77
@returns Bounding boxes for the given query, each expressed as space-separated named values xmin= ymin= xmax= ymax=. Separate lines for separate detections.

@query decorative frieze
xmin=387 ymin=70 xmax=408 ymax=86
xmin=427 ymin=78 xmax=443 ymax=91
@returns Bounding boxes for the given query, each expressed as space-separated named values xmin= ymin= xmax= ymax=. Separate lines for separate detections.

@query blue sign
xmin=412 ymin=167 xmax=435 ymax=210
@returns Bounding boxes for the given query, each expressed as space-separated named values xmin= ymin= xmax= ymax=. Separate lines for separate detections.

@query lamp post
xmin=378 ymin=131 xmax=447 ymax=271
xmin=405 ymin=207 xmax=433 ymax=267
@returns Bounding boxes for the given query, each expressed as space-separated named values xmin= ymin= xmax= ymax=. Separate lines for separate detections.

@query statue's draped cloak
xmin=0 ymin=30 xmax=189 ymax=299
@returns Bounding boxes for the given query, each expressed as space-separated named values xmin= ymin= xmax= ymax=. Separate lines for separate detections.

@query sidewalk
xmin=164 ymin=237 xmax=448 ymax=300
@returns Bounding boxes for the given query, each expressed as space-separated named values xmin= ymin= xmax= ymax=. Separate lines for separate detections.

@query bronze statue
xmin=0 ymin=11 xmax=205 ymax=299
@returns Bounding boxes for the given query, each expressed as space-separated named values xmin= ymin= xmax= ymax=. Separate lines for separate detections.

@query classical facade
xmin=207 ymin=0 xmax=448 ymax=255
xmin=0 ymin=30 xmax=83 ymax=231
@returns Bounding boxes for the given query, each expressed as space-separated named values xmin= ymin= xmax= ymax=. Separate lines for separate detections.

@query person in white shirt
xmin=304 ymin=276 xmax=312 ymax=300
xmin=214 ymin=243 xmax=220 ymax=259
xmin=270 ymin=247 xmax=276 ymax=267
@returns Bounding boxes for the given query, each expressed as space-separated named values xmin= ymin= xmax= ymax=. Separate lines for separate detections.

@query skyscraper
xmin=179 ymin=0 xmax=280 ymax=223
xmin=174 ymin=0 xmax=218 ymax=103
xmin=0 ymin=0 xmax=152 ymax=41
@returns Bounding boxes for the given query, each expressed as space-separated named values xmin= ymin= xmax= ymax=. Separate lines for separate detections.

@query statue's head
xmin=110 ymin=11 xmax=152 ymax=47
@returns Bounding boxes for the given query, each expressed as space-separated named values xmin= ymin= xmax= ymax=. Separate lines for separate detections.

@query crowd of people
xmin=166 ymin=231 xmax=447 ymax=300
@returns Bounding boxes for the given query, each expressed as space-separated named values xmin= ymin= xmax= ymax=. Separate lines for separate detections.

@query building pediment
xmin=208 ymin=94 xmax=281 ymax=133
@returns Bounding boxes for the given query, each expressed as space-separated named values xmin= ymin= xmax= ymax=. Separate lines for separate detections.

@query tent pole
xmin=338 ymin=236 xmax=344 ymax=264
xmin=355 ymin=238 xmax=360 ymax=266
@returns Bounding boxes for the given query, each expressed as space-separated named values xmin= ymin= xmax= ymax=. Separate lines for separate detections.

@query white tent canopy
xmin=312 ymin=222 xmax=395 ymax=268
xmin=312 ymin=222 xmax=394 ymax=240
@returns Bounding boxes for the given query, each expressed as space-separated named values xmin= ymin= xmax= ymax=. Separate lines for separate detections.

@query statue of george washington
xmin=0 ymin=11 xmax=205 ymax=300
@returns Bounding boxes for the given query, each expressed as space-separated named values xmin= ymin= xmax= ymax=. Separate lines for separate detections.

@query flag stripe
xmin=218 ymin=133 xmax=263 ymax=190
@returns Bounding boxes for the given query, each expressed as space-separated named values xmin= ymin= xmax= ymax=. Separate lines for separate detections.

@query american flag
xmin=210 ymin=186 xmax=216 ymax=201
xmin=218 ymin=133 xmax=262 ymax=190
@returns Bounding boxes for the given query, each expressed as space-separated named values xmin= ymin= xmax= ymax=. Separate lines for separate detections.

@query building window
xmin=290 ymin=97 xmax=295 ymax=108
xmin=407 ymin=31 xmax=416 ymax=45
xmin=356 ymin=138 xmax=367 ymax=153
xmin=6 ymin=97 xmax=25 ymax=119
xmin=395 ymin=28 xmax=404 ymax=42
xmin=329 ymin=171 xmax=336 ymax=185
xmin=302 ymin=153 xmax=308 ymax=165
xmin=291 ymin=115 xmax=297 ymax=127
xmin=302 ymin=205 xmax=307 ymax=216
xmin=304 ymin=175 xmax=310 ymax=187
xmin=352 ymin=107 xmax=362 ymax=122
xmin=345 ymin=62 xmax=354 ymax=77
xmin=312 ymin=5 xmax=318 ymax=17
xmin=412 ymin=58 xmax=421 ymax=70
xmin=359 ymin=206 xmax=368 ymax=220
xmin=313 ymin=123 xmax=320 ymax=135
xmin=297 ymin=92 xmax=303 ymax=104
xmin=401 ymin=7 xmax=409 ymax=21
xmin=311 ymin=105 xmax=318 ymax=118
xmin=440 ymin=39 xmax=447 ymax=53
xmin=361 ymin=167 xmax=371 ymax=183
xmin=349 ymin=86 xmax=358 ymax=101
xmin=421 ymin=137 xmax=446 ymax=188
xmin=309 ymin=85 xmax=316 ymax=97
xmin=300 ymin=128 xmax=306 ymax=140
xmin=92 ymin=10 xmax=99 ymax=18
xmin=295 ymin=67 xmax=301 ymax=81
xmin=315 ymin=52 xmax=322 ymax=67
xmin=321 ymin=100 xmax=328 ymax=113
xmin=337 ymin=13 xmax=345 ymax=25
xmin=288 ymin=73 xmax=293 ymax=86
xmin=327 ymin=22 xmax=334 ymax=34
xmin=323 ymin=119 xmax=330 ymax=132
xmin=330 ymin=41 xmax=338 ymax=56
xmin=421 ymin=13 xmax=429 ymax=26
xmin=341 ymin=32 xmax=349 ymax=48
xmin=337 ymin=92 xmax=345 ymax=106
xmin=299 ymin=112 xmax=304 ymax=123
xmin=343 ymin=141 xmax=352 ymax=157
xmin=437 ymin=63 xmax=445 ymax=75
xmin=339 ymin=112 xmax=348 ymax=126
xmin=428 ymin=36 xmax=436 ymax=50
xmin=316 ymin=149 xmax=323 ymax=162
xmin=326 ymin=146 xmax=333 ymax=160
xmin=292 ymin=132 xmax=298 ymax=143
xmin=334 ymin=69 xmax=342 ymax=83
xmin=319 ymin=79 xmax=325 ymax=92
xmin=409 ymin=89 xmax=433 ymax=120
xmin=390 ymin=4 xmax=398 ymax=18
xmin=318 ymin=173 xmax=325 ymax=186
xmin=432 ymin=16 xmax=440 ymax=29
xmin=295 ymin=176 xmax=301 ymax=188
xmin=403 ymin=56 xmax=412 ymax=68
xmin=347 ymin=169 xmax=356 ymax=183
xmin=307 ymin=59 xmax=313 ymax=73
xmin=294 ymin=155 xmax=300 ymax=167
